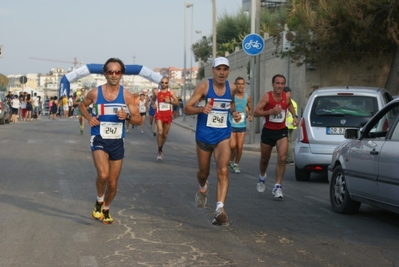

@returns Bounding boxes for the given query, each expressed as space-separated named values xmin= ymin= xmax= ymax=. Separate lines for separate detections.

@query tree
xmin=191 ymin=36 xmax=213 ymax=64
xmin=286 ymin=0 xmax=399 ymax=93
xmin=191 ymin=7 xmax=288 ymax=63
xmin=0 ymin=73 xmax=9 ymax=91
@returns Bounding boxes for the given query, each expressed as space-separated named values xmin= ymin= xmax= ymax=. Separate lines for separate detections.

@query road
xmin=0 ymin=118 xmax=398 ymax=267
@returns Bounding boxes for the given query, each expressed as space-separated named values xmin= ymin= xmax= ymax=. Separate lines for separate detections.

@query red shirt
xmin=263 ymin=91 xmax=288 ymax=130
xmin=155 ymin=89 xmax=173 ymax=118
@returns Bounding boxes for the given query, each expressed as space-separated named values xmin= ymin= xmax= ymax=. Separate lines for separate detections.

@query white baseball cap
xmin=212 ymin=57 xmax=229 ymax=68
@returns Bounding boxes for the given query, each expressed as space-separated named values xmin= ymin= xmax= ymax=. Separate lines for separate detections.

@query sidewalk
xmin=172 ymin=115 xmax=261 ymax=152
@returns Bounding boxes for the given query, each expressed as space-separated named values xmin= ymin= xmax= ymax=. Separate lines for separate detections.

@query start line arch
xmin=58 ymin=64 xmax=163 ymax=97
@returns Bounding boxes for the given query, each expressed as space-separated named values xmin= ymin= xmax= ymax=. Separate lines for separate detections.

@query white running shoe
xmin=232 ymin=164 xmax=241 ymax=174
xmin=157 ymin=152 xmax=163 ymax=160
xmin=272 ymin=185 xmax=283 ymax=198
xmin=256 ymin=174 xmax=266 ymax=193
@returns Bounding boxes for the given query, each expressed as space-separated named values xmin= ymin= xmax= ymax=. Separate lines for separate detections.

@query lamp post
xmin=189 ymin=4 xmax=194 ymax=97
xmin=132 ymin=54 xmax=136 ymax=93
xmin=183 ymin=2 xmax=193 ymax=122
xmin=212 ymin=0 xmax=216 ymax=59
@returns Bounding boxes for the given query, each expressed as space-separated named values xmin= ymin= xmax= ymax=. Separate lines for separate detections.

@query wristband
xmin=294 ymin=114 xmax=298 ymax=119
xmin=126 ymin=113 xmax=132 ymax=121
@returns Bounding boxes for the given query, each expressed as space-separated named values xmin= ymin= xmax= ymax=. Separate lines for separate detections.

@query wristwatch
xmin=126 ymin=113 xmax=132 ymax=121
xmin=293 ymin=114 xmax=298 ymax=119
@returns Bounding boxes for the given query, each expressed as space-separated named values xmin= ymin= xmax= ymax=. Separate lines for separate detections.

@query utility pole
xmin=212 ymin=0 xmax=216 ymax=59
xmin=132 ymin=54 xmax=136 ymax=92
xmin=249 ymin=0 xmax=261 ymax=144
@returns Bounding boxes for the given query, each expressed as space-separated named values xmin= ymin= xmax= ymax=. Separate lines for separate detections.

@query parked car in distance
xmin=294 ymin=86 xmax=393 ymax=181
xmin=0 ymin=92 xmax=11 ymax=125
xmin=328 ymin=98 xmax=399 ymax=214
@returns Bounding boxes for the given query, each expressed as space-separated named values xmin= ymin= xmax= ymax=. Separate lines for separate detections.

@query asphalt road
xmin=0 ymin=118 xmax=398 ymax=267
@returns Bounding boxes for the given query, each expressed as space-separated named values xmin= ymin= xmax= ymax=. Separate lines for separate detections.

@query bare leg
xmin=92 ymin=150 xmax=123 ymax=207
xmin=259 ymin=142 xmax=273 ymax=176
xmin=213 ymin=139 xmax=231 ymax=203
xmin=274 ymin=137 xmax=288 ymax=184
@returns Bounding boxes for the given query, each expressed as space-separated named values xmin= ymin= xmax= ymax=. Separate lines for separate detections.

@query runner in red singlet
xmin=151 ymin=77 xmax=179 ymax=160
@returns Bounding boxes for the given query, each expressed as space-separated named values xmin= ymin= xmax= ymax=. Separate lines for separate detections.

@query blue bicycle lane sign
xmin=242 ymin=33 xmax=264 ymax=56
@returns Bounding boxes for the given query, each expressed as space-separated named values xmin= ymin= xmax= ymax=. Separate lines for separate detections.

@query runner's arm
xmin=124 ymin=90 xmax=142 ymax=125
xmin=184 ymin=81 xmax=209 ymax=115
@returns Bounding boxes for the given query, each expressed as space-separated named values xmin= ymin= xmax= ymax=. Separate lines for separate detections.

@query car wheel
xmin=329 ymin=165 xmax=361 ymax=214
xmin=6 ymin=113 xmax=10 ymax=124
xmin=295 ymin=164 xmax=311 ymax=181
xmin=0 ymin=116 xmax=5 ymax=125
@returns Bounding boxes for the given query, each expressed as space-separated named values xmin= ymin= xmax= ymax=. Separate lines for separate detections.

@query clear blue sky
xmin=0 ymin=0 xmax=243 ymax=75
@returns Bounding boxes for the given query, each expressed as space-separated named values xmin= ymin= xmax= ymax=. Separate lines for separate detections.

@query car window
xmin=390 ymin=120 xmax=399 ymax=140
xmin=313 ymin=96 xmax=377 ymax=117
xmin=363 ymin=102 xmax=399 ymax=138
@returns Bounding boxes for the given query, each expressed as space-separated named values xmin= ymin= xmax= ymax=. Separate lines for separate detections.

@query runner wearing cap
xmin=184 ymin=57 xmax=241 ymax=226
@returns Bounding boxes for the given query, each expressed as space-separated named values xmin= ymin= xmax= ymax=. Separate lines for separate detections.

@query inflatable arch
xmin=58 ymin=64 xmax=163 ymax=97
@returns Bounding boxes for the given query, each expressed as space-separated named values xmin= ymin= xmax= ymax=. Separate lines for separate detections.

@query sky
xmin=0 ymin=0 xmax=243 ymax=76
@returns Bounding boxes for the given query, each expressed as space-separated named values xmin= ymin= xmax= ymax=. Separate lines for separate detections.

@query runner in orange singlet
xmin=151 ymin=77 xmax=179 ymax=160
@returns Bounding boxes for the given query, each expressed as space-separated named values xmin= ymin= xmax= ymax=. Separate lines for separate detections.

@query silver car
xmin=294 ymin=86 xmax=392 ymax=181
xmin=0 ymin=92 xmax=11 ymax=125
xmin=328 ymin=98 xmax=399 ymax=214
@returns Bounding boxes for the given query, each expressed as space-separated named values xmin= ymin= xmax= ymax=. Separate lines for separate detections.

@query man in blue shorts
xmin=229 ymin=77 xmax=253 ymax=174
xmin=184 ymin=57 xmax=241 ymax=226
xmin=79 ymin=57 xmax=141 ymax=224
xmin=148 ymin=89 xmax=157 ymax=136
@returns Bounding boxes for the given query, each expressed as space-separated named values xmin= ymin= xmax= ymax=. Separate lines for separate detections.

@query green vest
xmin=286 ymin=99 xmax=297 ymax=130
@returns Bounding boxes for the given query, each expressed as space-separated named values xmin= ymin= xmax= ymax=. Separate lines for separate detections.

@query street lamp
xmin=189 ymin=4 xmax=194 ymax=97
xmin=212 ymin=0 xmax=216 ymax=59
xmin=183 ymin=2 xmax=193 ymax=122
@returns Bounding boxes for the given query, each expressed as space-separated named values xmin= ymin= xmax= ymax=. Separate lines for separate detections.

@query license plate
xmin=326 ymin=127 xmax=346 ymax=135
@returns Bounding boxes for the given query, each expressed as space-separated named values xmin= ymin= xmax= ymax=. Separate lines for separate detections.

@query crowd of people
xmin=6 ymin=91 xmax=42 ymax=122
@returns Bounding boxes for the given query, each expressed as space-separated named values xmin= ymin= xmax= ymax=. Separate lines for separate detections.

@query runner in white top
xmin=138 ymin=92 xmax=147 ymax=134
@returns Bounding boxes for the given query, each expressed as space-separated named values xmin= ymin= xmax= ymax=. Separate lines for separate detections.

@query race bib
xmin=232 ymin=112 xmax=245 ymax=124
xmin=100 ymin=122 xmax=123 ymax=139
xmin=139 ymin=106 xmax=146 ymax=113
xmin=269 ymin=110 xmax=285 ymax=123
xmin=206 ymin=111 xmax=228 ymax=128
xmin=159 ymin=103 xmax=171 ymax=111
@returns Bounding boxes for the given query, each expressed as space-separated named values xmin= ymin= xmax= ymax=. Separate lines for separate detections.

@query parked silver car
xmin=328 ymin=98 xmax=399 ymax=214
xmin=294 ymin=86 xmax=393 ymax=181
xmin=0 ymin=92 xmax=11 ymax=125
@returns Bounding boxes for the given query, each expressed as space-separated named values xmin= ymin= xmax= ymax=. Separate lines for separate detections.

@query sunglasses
xmin=106 ymin=70 xmax=122 ymax=75
xmin=161 ymin=82 xmax=168 ymax=84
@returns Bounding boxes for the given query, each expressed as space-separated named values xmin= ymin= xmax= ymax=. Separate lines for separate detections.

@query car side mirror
xmin=345 ymin=128 xmax=359 ymax=139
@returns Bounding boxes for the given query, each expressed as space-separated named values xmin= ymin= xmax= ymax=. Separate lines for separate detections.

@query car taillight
xmin=383 ymin=119 xmax=389 ymax=131
xmin=300 ymin=118 xmax=309 ymax=143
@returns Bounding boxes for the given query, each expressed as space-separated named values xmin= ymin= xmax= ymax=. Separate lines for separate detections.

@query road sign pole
xmin=243 ymin=0 xmax=262 ymax=144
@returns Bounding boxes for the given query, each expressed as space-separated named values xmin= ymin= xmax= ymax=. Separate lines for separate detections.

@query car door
xmin=344 ymin=103 xmax=397 ymax=200
xmin=345 ymin=137 xmax=382 ymax=200
xmin=377 ymin=112 xmax=399 ymax=206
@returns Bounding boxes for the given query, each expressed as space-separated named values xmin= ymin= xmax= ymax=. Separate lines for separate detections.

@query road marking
xmin=80 ymin=256 xmax=99 ymax=267
xmin=27 ymin=139 xmax=42 ymax=144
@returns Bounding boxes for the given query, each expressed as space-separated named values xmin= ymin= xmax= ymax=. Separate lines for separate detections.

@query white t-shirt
xmin=33 ymin=96 xmax=39 ymax=107
xmin=11 ymin=98 xmax=20 ymax=109
xmin=20 ymin=100 xmax=27 ymax=109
